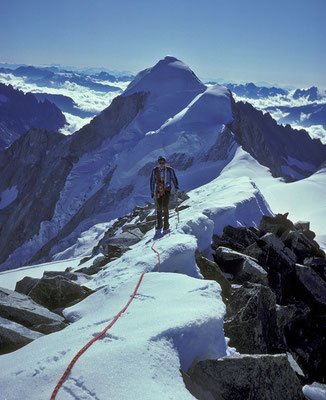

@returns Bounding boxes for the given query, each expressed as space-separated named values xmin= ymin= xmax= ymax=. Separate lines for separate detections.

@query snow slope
xmin=1 ymin=140 xmax=324 ymax=398
xmin=0 ymin=145 xmax=276 ymax=399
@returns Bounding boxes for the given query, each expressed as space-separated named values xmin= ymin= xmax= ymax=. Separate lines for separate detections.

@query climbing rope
xmin=50 ymin=271 xmax=145 ymax=399
xmin=151 ymin=232 xmax=171 ymax=272
xmin=50 ymin=229 xmax=172 ymax=399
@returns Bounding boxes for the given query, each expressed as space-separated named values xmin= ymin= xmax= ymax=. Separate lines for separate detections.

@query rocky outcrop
xmin=15 ymin=276 xmax=40 ymax=295
xmin=0 ymin=83 xmax=66 ymax=150
xmin=187 ymin=354 xmax=305 ymax=400
xmin=0 ymin=287 xmax=67 ymax=334
xmin=194 ymin=250 xmax=231 ymax=298
xmin=28 ymin=275 xmax=92 ymax=311
xmin=83 ymin=192 xmax=188 ymax=266
xmin=0 ymin=316 xmax=43 ymax=354
xmin=224 ymin=282 xmax=281 ymax=354
xmin=294 ymin=264 xmax=326 ymax=311
xmin=213 ymin=247 xmax=268 ymax=285
xmin=211 ymin=213 xmax=326 ymax=383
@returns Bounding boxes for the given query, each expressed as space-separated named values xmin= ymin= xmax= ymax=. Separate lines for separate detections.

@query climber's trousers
xmin=156 ymin=190 xmax=170 ymax=228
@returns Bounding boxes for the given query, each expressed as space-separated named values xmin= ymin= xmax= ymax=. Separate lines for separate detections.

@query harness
xmin=155 ymin=166 xmax=169 ymax=198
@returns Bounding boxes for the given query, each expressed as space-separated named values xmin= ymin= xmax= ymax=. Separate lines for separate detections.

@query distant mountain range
xmin=0 ymin=83 xmax=66 ymax=150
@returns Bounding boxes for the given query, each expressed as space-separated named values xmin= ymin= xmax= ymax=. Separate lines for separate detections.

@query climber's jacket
xmin=150 ymin=165 xmax=179 ymax=198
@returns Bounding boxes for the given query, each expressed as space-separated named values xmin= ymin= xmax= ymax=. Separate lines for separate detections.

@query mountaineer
xmin=150 ymin=156 xmax=179 ymax=231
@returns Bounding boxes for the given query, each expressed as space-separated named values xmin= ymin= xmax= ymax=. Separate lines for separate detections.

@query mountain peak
xmin=123 ymin=56 xmax=206 ymax=98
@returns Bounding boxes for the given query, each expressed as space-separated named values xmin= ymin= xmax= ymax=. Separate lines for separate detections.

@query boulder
xmin=243 ymin=241 xmax=268 ymax=266
xmin=0 ymin=316 xmax=43 ymax=354
xmin=294 ymin=264 xmax=326 ymax=311
xmin=122 ymin=223 xmax=139 ymax=232
xmin=135 ymin=220 xmax=156 ymax=234
xmin=213 ymin=247 xmax=253 ymax=277
xmin=294 ymin=221 xmax=310 ymax=231
xmin=100 ymin=229 xmax=143 ymax=257
xmin=194 ymin=250 xmax=231 ymax=298
xmin=29 ymin=276 xmax=92 ymax=310
xmin=303 ymin=230 xmax=317 ymax=241
xmin=281 ymin=230 xmax=324 ymax=262
xmin=260 ymin=233 xmax=297 ymax=303
xmin=261 ymin=233 xmax=297 ymax=265
xmin=212 ymin=225 xmax=260 ymax=252
xmin=258 ymin=213 xmax=295 ymax=237
xmin=235 ymin=258 xmax=268 ymax=286
xmin=0 ymin=287 xmax=67 ymax=333
xmin=224 ymin=282 xmax=281 ymax=353
xmin=213 ymin=247 xmax=267 ymax=285
xmin=15 ymin=276 xmax=40 ymax=295
xmin=188 ymin=354 xmax=305 ymax=400
xmin=282 ymin=297 xmax=326 ymax=382
xmin=276 ymin=304 xmax=297 ymax=340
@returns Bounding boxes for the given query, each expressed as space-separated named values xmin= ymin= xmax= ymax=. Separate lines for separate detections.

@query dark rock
xmin=284 ymin=305 xmax=326 ymax=383
xmin=304 ymin=257 xmax=326 ymax=280
xmin=213 ymin=247 xmax=267 ymax=285
xmin=122 ymin=224 xmax=139 ymax=232
xmin=261 ymin=233 xmax=297 ymax=264
xmin=188 ymin=354 xmax=305 ymax=400
xmin=294 ymin=221 xmax=310 ymax=231
xmin=258 ymin=213 xmax=294 ymax=237
xmin=294 ymin=221 xmax=317 ymax=241
xmin=0 ymin=316 xmax=43 ymax=355
xmin=281 ymin=230 xmax=324 ymax=262
xmin=260 ymin=233 xmax=297 ymax=304
xmin=303 ymin=230 xmax=316 ymax=241
xmin=224 ymin=282 xmax=281 ymax=353
xmin=194 ymin=250 xmax=231 ymax=298
xmin=248 ymin=226 xmax=263 ymax=237
xmin=29 ymin=276 xmax=92 ymax=310
xmin=294 ymin=264 xmax=326 ymax=311
xmin=100 ymin=229 xmax=143 ymax=257
xmin=213 ymin=247 xmax=251 ymax=277
xmin=76 ymin=255 xmax=112 ymax=275
xmin=222 ymin=225 xmax=260 ymax=249
xmin=15 ymin=276 xmax=40 ymax=295
xmin=243 ymin=241 xmax=268 ymax=266
xmin=145 ymin=215 xmax=157 ymax=222
xmin=0 ymin=287 xmax=67 ymax=333
xmin=275 ymin=304 xmax=297 ymax=346
xmin=136 ymin=220 xmax=156 ymax=234
xmin=235 ymin=258 xmax=268 ymax=286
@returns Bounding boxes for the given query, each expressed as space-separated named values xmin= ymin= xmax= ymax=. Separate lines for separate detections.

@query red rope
xmin=50 ymin=271 xmax=145 ymax=399
xmin=151 ymin=232 xmax=171 ymax=272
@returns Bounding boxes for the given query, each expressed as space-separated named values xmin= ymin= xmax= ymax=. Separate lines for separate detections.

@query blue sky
xmin=1 ymin=0 xmax=325 ymax=88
